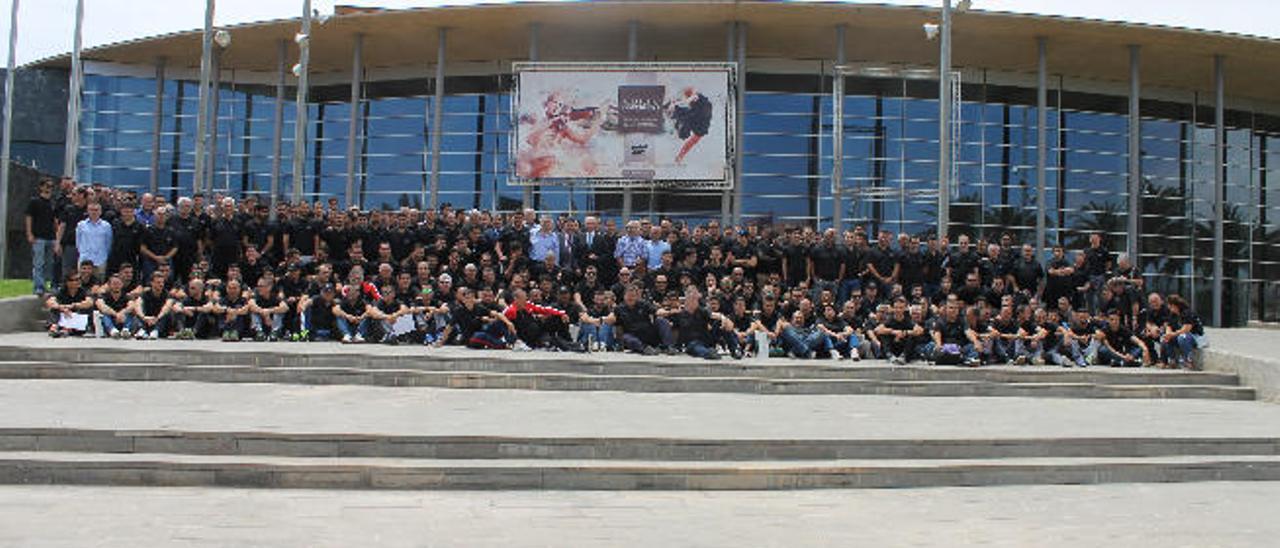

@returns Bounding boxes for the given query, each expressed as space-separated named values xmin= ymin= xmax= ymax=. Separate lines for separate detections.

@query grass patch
xmin=0 ymin=279 xmax=33 ymax=299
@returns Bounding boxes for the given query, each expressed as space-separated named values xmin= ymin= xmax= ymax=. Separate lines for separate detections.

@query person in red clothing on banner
xmin=502 ymin=288 xmax=583 ymax=352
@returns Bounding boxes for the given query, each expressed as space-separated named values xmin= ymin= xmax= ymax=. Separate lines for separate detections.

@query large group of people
xmin=27 ymin=176 xmax=1207 ymax=369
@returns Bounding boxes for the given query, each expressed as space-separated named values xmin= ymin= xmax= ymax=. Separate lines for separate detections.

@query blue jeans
xmin=336 ymin=317 xmax=370 ymax=338
xmin=1098 ymin=345 xmax=1142 ymax=367
xmin=829 ymin=333 xmax=860 ymax=358
xmin=780 ymin=327 xmax=827 ymax=357
xmin=685 ymin=340 xmax=719 ymax=359
xmin=31 ymin=239 xmax=55 ymax=294
xmin=1162 ymin=333 xmax=1201 ymax=363
xmin=579 ymin=323 xmax=614 ymax=349
xmin=100 ymin=312 xmax=138 ymax=334
xmin=252 ymin=313 xmax=285 ymax=337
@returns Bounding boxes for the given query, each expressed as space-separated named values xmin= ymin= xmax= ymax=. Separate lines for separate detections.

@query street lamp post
xmin=929 ymin=0 xmax=969 ymax=241
xmin=193 ymin=0 xmax=215 ymax=196
xmin=0 ymin=0 xmax=19 ymax=276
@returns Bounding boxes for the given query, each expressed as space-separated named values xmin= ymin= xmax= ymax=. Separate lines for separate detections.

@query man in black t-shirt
xmin=26 ymin=179 xmax=57 ymax=294
xmin=607 ymin=284 xmax=676 ymax=355
xmin=133 ymin=272 xmax=174 ymax=339
xmin=207 ymin=198 xmax=243 ymax=280
xmin=931 ymin=302 xmax=977 ymax=366
xmin=108 ymin=205 xmax=145 ymax=276
xmin=874 ymin=298 xmax=919 ymax=365
xmin=55 ymin=186 xmax=86 ymax=281
xmin=1096 ymin=309 xmax=1148 ymax=367
xmin=96 ymin=274 xmax=137 ymax=337
xmin=46 ymin=272 xmax=94 ymax=337
xmin=249 ymin=276 xmax=288 ymax=341
xmin=214 ymin=279 xmax=253 ymax=341
xmin=173 ymin=278 xmax=216 ymax=340
xmin=670 ymin=288 xmax=741 ymax=360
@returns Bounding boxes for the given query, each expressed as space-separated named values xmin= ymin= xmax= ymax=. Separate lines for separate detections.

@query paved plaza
xmin=2 ymin=482 xmax=1279 ymax=547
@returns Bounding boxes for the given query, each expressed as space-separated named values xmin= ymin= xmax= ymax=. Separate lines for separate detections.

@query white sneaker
xmin=134 ymin=330 xmax=148 ymax=340
xmin=148 ymin=330 xmax=158 ymax=340
xmin=119 ymin=329 xmax=131 ymax=340
xmin=849 ymin=348 xmax=860 ymax=361
xmin=512 ymin=340 xmax=532 ymax=352
xmin=341 ymin=334 xmax=352 ymax=344
xmin=108 ymin=329 xmax=120 ymax=339
xmin=352 ymin=334 xmax=365 ymax=344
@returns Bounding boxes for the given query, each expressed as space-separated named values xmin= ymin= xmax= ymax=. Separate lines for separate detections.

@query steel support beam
xmin=832 ymin=24 xmax=846 ymax=232
xmin=148 ymin=58 xmax=166 ymax=195
xmin=1127 ymin=45 xmax=1141 ymax=263
xmin=62 ymin=0 xmax=85 ymax=180
xmin=345 ymin=34 xmax=364 ymax=209
xmin=193 ymin=0 xmax=214 ymax=194
xmin=1212 ymin=54 xmax=1225 ymax=327
xmin=269 ymin=39 xmax=285 ymax=220
xmin=623 ymin=20 xmax=637 ymax=221
xmin=937 ymin=0 xmax=952 ymax=239
xmin=1036 ymin=37 xmax=1048 ymax=263
xmin=429 ymin=28 xmax=446 ymax=210
xmin=522 ymin=23 xmax=538 ymax=210
xmin=291 ymin=0 xmax=313 ymax=205
xmin=0 ymin=0 xmax=19 ymax=276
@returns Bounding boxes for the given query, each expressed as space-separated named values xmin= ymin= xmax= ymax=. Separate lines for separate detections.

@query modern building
xmin=12 ymin=0 xmax=1280 ymax=325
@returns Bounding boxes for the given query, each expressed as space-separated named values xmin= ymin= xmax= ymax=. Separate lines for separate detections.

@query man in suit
xmin=558 ymin=217 xmax=580 ymax=272
xmin=576 ymin=216 xmax=616 ymax=284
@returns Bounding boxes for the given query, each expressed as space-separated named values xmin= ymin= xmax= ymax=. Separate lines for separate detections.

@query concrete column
xmin=62 ymin=0 xmax=85 ymax=180
xmin=522 ymin=23 xmax=538 ymax=210
xmin=193 ymin=0 xmax=214 ymax=194
xmin=269 ymin=40 xmax=285 ymax=219
xmin=1127 ymin=45 xmax=1141 ymax=263
xmin=1036 ymin=37 xmax=1047 ymax=263
xmin=149 ymin=57 xmax=166 ymax=195
xmin=936 ymin=0 xmax=952 ymax=240
xmin=0 ymin=0 xmax=19 ymax=276
xmin=1212 ymin=54 xmax=1225 ymax=327
xmin=291 ymin=0 xmax=313 ymax=204
xmin=206 ymin=49 xmax=221 ymax=194
xmin=345 ymin=34 xmax=364 ymax=209
xmin=733 ymin=21 xmax=747 ymax=227
xmin=832 ymin=24 xmax=846 ymax=232
xmin=721 ymin=22 xmax=736 ymax=227
xmin=622 ymin=20 xmax=637 ymax=221
xmin=429 ymin=28 xmax=447 ymax=210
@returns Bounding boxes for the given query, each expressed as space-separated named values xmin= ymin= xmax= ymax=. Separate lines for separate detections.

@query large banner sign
xmin=512 ymin=63 xmax=736 ymax=187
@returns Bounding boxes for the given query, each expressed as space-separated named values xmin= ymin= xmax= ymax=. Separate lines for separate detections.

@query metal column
xmin=193 ymin=0 xmax=215 ymax=194
xmin=721 ymin=22 xmax=735 ymax=227
xmin=148 ymin=58 xmax=165 ymax=195
xmin=205 ymin=49 xmax=221 ymax=194
xmin=345 ymin=34 xmax=363 ymax=208
xmin=269 ymin=39 xmax=285 ymax=219
xmin=0 ymin=0 xmax=19 ymax=276
xmin=1212 ymin=54 xmax=1225 ymax=327
xmin=62 ymin=0 xmax=84 ymax=179
xmin=733 ymin=22 xmax=746 ymax=227
xmin=1127 ymin=45 xmax=1141 ymax=263
xmin=1035 ymin=37 xmax=1047 ymax=263
xmin=936 ymin=0 xmax=953 ymax=240
xmin=522 ymin=24 xmax=538 ymax=210
xmin=832 ymin=24 xmax=846 ymax=232
xmin=429 ymin=28 xmax=446 ymax=210
xmin=291 ymin=0 xmax=312 ymax=204
xmin=622 ymin=20 xmax=637 ymax=221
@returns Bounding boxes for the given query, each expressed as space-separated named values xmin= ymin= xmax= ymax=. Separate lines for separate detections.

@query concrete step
xmin=0 ymin=345 xmax=1242 ymax=386
xmin=5 ymin=451 xmax=1280 ymax=490
xmin=0 ymin=361 xmax=1255 ymax=399
xmin=5 ymin=428 xmax=1278 ymax=461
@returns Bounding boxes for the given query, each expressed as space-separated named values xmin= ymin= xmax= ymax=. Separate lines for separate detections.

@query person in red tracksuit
xmin=502 ymin=288 xmax=582 ymax=352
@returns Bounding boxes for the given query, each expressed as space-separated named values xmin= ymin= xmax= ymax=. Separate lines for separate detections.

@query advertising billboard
xmin=512 ymin=63 xmax=736 ymax=187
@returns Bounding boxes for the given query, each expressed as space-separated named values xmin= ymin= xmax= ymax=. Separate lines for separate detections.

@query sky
xmin=0 ymin=0 xmax=1277 ymax=66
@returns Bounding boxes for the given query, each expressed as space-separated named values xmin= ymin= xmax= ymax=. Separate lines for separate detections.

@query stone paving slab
xmin=4 ymin=379 xmax=1280 ymax=441
xmin=1 ymin=482 xmax=1278 ymax=546
xmin=5 ymin=451 xmax=1280 ymax=490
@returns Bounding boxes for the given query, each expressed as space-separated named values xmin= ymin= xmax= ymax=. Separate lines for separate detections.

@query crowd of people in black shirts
xmin=27 ymin=175 xmax=1207 ymax=369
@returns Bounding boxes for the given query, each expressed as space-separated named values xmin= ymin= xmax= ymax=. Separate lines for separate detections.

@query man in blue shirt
xmin=614 ymin=220 xmax=649 ymax=270
xmin=528 ymin=217 xmax=559 ymax=264
xmin=646 ymin=225 xmax=669 ymax=270
xmin=75 ymin=202 xmax=113 ymax=277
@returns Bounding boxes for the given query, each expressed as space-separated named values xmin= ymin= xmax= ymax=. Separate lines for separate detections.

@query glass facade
xmin=72 ymin=66 xmax=1280 ymax=326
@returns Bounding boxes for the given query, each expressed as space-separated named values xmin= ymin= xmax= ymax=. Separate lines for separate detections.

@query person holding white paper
xmin=370 ymin=283 xmax=410 ymax=344
xmin=46 ymin=273 xmax=94 ymax=337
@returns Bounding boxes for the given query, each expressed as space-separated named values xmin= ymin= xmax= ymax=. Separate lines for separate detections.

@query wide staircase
xmin=0 ymin=337 xmax=1277 ymax=490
